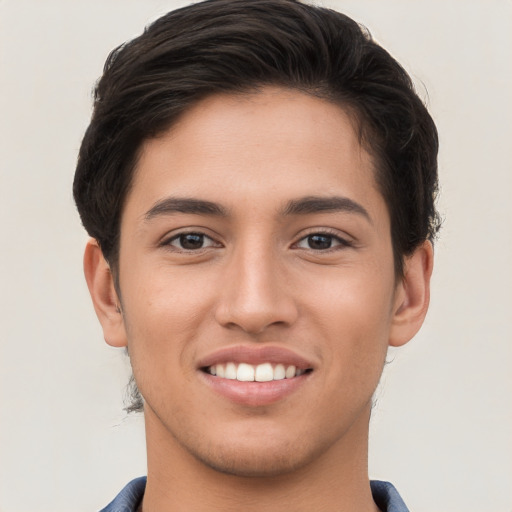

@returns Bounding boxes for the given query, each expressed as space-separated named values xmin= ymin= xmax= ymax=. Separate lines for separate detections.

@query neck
xmin=141 ymin=406 xmax=379 ymax=512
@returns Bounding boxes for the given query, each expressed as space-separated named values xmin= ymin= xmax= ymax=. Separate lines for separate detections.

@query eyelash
xmin=162 ymin=229 xmax=353 ymax=255
xmin=293 ymin=229 xmax=353 ymax=252
xmin=163 ymin=231 xmax=221 ymax=252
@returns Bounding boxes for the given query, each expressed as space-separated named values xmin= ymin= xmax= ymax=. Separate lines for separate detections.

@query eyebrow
xmin=143 ymin=195 xmax=371 ymax=223
xmin=144 ymin=197 xmax=229 ymax=221
xmin=282 ymin=195 xmax=372 ymax=222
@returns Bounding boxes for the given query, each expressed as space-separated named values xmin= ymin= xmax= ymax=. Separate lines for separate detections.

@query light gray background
xmin=1 ymin=1 xmax=511 ymax=511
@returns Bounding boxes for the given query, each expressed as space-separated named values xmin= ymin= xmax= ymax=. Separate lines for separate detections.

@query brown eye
xmin=168 ymin=232 xmax=217 ymax=250
xmin=295 ymin=232 xmax=350 ymax=251
xmin=307 ymin=234 xmax=333 ymax=250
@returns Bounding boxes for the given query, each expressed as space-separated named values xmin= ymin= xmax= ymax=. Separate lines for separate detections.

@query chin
xmin=194 ymin=446 xmax=313 ymax=478
xmin=181 ymin=429 xmax=330 ymax=479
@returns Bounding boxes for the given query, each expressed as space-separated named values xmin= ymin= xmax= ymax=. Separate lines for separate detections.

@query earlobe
xmin=83 ymin=238 xmax=127 ymax=347
xmin=389 ymin=241 xmax=434 ymax=347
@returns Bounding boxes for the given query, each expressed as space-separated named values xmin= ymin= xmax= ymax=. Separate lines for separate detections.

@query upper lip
xmin=197 ymin=345 xmax=315 ymax=370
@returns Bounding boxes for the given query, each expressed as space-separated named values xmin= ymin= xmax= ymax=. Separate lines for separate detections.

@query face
xmin=114 ymin=88 xmax=404 ymax=476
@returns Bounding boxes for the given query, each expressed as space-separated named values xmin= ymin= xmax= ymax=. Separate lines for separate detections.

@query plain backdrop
xmin=1 ymin=1 xmax=511 ymax=511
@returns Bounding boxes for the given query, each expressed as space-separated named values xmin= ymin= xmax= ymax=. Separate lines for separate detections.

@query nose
xmin=214 ymin=243 xmax=299 ymax=335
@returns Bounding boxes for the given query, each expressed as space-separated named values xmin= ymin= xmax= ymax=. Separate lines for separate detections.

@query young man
xmin=73 ymin=0 xmax=439 ymax=510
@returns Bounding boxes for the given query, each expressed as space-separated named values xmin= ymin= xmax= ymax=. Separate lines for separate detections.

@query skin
xmin=84 ymin=87 xmax=433 ymax=512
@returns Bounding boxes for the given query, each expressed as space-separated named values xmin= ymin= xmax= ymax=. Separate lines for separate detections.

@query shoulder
xmin=370 ymin=480 xmax=410 ymax=512
xmin=99 ymin=476 xmax=147 ymax=512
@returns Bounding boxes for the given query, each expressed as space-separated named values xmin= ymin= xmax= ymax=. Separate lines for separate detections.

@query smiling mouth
xmin=202 ymin=362 xmax=312 ymax=382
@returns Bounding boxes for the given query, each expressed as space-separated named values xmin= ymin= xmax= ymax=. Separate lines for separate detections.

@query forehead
xmin=126 ymin=87 xmax=383 ymax=220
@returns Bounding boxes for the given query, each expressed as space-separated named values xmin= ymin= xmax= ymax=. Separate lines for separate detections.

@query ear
xmin=389 ymin=241 xmax=434 ymax=347
xmin=83 ymin=238 xmax=127 ymax=347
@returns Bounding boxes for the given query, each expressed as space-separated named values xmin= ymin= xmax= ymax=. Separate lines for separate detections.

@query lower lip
xmin=199 ymin=371 xmax=311 ymax=407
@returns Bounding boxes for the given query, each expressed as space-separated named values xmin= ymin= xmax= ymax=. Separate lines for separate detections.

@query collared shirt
xmin=99 ymin=477 xmax=410 ymax=511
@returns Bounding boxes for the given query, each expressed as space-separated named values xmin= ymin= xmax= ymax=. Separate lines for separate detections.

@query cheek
xmin=308 ymin=266 xmax=395 ymax=380
xmin=119 ymin=266 xmax=216 ymax=385
xmin=307 ymin=259 xmax=395 ymax=329
xmin=123 ymin=261 xmax=215 ymax=331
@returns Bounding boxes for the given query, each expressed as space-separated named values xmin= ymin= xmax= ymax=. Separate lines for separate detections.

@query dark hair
xmin=73 ymin=0 xmax=440 ymax=412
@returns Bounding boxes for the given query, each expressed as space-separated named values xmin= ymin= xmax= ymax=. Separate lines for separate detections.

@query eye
xmin=167 ymin=232 xmax=218 ymax=251
xmin=295 ymin=233 xmax=350 ymax=251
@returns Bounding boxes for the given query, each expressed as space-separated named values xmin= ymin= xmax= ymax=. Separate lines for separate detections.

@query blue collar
xmin=100 ymin=477 xmax=410 ymax=511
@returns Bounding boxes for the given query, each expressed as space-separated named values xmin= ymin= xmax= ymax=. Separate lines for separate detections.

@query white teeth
xmin=207 ymin=362 xmax=307 ymax=381
xmin=273 ymin=363 xmax=286 ymax=380
xmin=237 ymin=363 xmax=255 ymax=381
xmin=225 ymin=362 xmax=237 ymax=380
xmin=255 ymin=362 xmax=274 ymax=382
xmin=285 ymin=365 xmax=296 ymax=379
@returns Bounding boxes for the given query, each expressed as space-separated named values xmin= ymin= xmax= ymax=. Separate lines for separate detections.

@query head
xmin=74 ymin=0 xmax=439 ymax=477
xmin=74 ymin=0 xmax=439 ymax=279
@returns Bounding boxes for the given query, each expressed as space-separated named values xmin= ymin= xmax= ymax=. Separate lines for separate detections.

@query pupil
xmin=180 ymin=233 xmax=203 ymax=249
xmin=308 ymin=234 xmax=332 ymax=250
